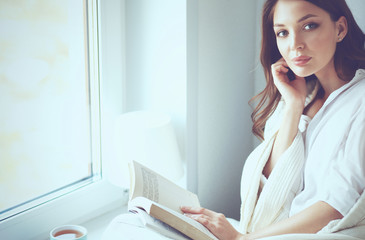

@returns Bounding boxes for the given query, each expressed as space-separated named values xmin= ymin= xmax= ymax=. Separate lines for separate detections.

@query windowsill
xmin=81 ymin=204 xmax=128 ymax=240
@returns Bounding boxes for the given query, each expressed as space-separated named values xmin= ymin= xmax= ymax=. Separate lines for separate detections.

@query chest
xmin=304 ymin=100 xmax=356 ymax=160
xmin=303 ymin=98 xmax=325 ymax=119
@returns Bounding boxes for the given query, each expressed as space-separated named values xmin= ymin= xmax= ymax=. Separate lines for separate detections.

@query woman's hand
xmin=271 ymin=58 xmax=307 ymax=109
xmin=180 ymin=206 xmax=246 ymax=240
xmin=263 ymin=58 xmax=308 ymax=178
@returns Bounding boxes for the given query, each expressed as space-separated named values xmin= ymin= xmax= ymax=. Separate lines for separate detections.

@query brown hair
xmin=250 ymin=0 xmax=365 ymax=140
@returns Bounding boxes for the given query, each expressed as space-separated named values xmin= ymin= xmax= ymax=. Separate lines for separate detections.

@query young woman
xmin=181 ymin=0 xmax=365 ymax=239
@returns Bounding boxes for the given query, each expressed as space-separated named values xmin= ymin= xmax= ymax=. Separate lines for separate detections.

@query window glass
xmin=0 ymin=0 xmax=97 ymax=218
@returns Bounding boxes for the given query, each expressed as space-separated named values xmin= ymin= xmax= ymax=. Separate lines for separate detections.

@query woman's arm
xmin=243 ymin=201 xmax=343 ymax=240
xmin=181 ymin=201 xmax=343 ymax=240
xmin=263 ymin=59 xmax=307 ymax=178
xmin=263 ymin=104 xmax=303 ymax=178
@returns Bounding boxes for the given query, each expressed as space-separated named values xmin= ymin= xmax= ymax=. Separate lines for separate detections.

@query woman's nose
xmin=290 ymin=33 xmax=304 ymax=51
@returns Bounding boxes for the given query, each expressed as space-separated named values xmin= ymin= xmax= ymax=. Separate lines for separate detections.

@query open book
xmin=128 ymin=160 xmax=218 ymax=240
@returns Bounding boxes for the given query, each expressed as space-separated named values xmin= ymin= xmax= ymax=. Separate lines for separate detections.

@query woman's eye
xmin=276 ymin=30 xmax=288 ymax=37
xmin=304 ymin=23 xmax=318 ymax=30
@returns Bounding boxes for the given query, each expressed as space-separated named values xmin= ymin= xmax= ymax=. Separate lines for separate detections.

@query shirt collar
xmin=305 ymin=69 xmax=365 ymax=108
xmin=322 ymin=68 xmax=365 ymax=109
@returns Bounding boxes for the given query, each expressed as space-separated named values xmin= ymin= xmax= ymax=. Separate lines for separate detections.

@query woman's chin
xmin=291 ymin=68 xmax=315 ymax=78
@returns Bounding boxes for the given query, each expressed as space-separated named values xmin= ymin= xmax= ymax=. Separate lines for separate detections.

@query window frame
xmin=0 ymin=0 xmax=128 ymax=239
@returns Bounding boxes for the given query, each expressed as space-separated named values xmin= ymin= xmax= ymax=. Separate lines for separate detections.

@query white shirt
xmin=289 ymin=69 xmax=365 ymax=217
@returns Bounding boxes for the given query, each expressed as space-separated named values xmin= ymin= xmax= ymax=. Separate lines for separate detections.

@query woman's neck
xmin=315 ymin=62 xmax=347 ymax=100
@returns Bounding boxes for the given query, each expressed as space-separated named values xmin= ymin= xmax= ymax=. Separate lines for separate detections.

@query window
xmin=0 ymin=0 xmax=126 ymax=239
xmin=0 ymin=0 xmax=100 ymax=220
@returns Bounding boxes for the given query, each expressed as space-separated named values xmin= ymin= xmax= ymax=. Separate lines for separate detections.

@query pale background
xmin=1 ymin=0 xmax=364 ymax=222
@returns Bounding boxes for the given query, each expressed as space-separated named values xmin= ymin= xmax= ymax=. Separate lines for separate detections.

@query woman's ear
xmin=336 ymin=16 xmax=348 ymax=42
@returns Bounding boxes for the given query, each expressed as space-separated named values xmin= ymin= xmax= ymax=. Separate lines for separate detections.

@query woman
xmin=181 ymin=0 xmax=365 ymax=239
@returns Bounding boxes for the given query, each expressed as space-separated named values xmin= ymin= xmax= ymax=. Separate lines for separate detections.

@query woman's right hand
xmin=264 ymin=58 xmax=308 ymax=178
xmin=271 ymin=58 xmax=307 ymax=110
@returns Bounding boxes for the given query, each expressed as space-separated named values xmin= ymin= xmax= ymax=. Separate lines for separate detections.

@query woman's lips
xmin=292 ymin=56 xmax=312 ymax=66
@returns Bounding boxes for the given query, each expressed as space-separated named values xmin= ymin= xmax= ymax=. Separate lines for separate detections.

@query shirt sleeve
xmin=258 ymin=102 xmax=308 ymax=198
xmin=240 ymin=100 xmax=307 ymax=233
xmin=250 ymin=131 xmax=305 ymax=232
xmin=246 ymin=102 xmax=306 ymax=232
xmin=319 ymin=107 xmax=365 ymax=217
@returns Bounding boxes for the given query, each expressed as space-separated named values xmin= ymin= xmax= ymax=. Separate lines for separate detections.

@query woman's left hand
xmin=180 ymin=206 xmax=245 ymax=240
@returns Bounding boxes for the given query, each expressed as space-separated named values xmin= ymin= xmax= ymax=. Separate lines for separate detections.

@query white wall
xmin=114 ymin=0 xmax=257 ymax=220
xmin=124 ymin=0 xmax=187 ymax=157
xmin=347 ymin=0 xmax=365 ymax=31
xmin=187 ymin=0 xmax=257 ymax=220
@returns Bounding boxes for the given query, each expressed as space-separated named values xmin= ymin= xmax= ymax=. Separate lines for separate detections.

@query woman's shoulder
xmin=350 ymin=68 xmax=365 ymax=89
xmin=344 ymin=69 xmax=365 ymax=103
xmin=355 ymin=68 xmax=365 ymax=78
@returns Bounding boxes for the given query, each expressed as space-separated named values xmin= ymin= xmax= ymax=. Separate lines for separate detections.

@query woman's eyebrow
xmin=274 ymin=14 xmax=318 ymax=27
xmin=297 ymin=13 xmax=318 ymax=23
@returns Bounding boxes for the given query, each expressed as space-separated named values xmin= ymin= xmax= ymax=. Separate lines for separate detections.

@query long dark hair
xmin=250 ymin=0 xmax=365 ymax=140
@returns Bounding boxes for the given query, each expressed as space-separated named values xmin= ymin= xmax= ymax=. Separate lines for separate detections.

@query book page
xmin=130 ymin=161 xmax=200 ymax=213
xmin=130 ymin=207 xmax=190 ymax=240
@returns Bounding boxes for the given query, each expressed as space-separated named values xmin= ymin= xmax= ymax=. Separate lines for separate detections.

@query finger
xmin=180 ymin=206 xmax=202 ymax=215
xmin=281 ymin=60 xmax=289 ymax=67
xmin=180 ymin=206 xmax=195 ymax=213
xmin=185 ymin=214 xmax=211 ymax=227
xmin=272 ymin=61 xmax=288 ymax=70
xmin=272 ymin=65 xmax=289 ymax=78
xmin=276 ymin=57 xmax=289 ymax=67
xmin=279 ymin=66 xmax=289 ymax=74
xmin=180 ymin=206 xmax=216 ymax=217
xmin=272 ymin=59 xmax=289 ymax=72
xmin=180 ymin=206 xmax=206 ymax=214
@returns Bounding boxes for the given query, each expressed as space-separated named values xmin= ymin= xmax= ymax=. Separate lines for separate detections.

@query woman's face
xmin=273 ymin=0 xmax=343 ymax=78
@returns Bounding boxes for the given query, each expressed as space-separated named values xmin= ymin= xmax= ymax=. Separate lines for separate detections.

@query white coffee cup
xmin=50 ymin=225 xmax=87 ymax=240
